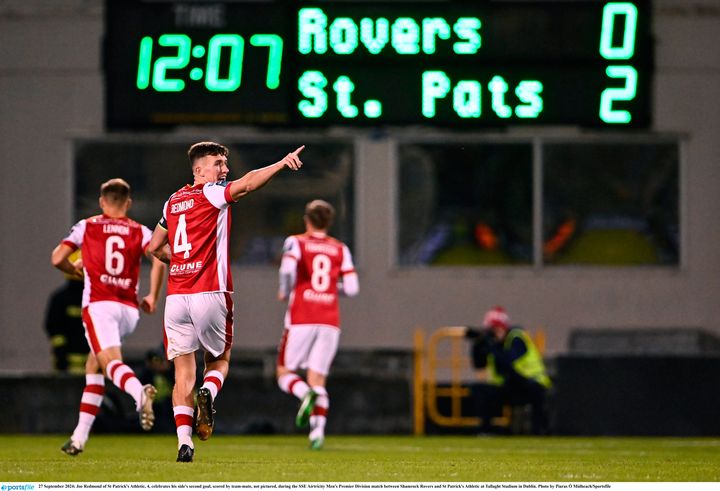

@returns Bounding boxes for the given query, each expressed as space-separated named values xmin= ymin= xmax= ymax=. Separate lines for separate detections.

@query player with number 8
xmin=276 ymin=199 xmax=359 ymax=450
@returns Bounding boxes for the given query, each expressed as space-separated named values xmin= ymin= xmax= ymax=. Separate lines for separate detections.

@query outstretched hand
xmin=282 ymin=145 xmax=304 ymax=171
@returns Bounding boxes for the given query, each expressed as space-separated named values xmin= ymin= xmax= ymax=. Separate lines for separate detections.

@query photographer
xmin=465 ymin=306 xmax=551 ymax=434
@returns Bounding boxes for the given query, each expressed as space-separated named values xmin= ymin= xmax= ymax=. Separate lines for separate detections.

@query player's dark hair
xmin=188 ymin=141 xmax=229 ymax=166
xmin=305 ymin=200 xmax=335 ymax=230
xmin=100 ymin=178 xmax=131 ymax=205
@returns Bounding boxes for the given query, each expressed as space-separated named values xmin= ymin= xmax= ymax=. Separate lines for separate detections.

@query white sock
xmin=174 ymin=405 xmax=194 ymax=449
xmin=106 ymin=359 xmax=143 ymax=409
xmin=71 ymin=374 xmax=105 ymax=446
xmin=309 ymin=386 xmax=329 ymax=437
xmin=202 ymin=370 xmax=224 ymax=401
xmin=278 ymin=373 xmax=310 ymax=400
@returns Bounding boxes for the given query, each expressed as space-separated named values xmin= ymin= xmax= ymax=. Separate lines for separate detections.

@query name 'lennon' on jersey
xmin=159 ymin=182 xmax=234 ymax=295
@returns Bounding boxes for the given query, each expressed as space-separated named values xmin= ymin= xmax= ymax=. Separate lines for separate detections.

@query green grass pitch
xmin=0 ymin=435 xmax=719 ymax=482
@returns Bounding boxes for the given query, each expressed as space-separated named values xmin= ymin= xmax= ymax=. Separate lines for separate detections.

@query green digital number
xmin=599 ymin=2 xmax=638 ymax=60
xmin=136 ymin=37 xmax=153 ymax=90
xmin=599 ymin=65 xmax=637 ymax=123
xmin=250 ymin=34 xmax=283 ymax=90
xmin=205 ymin=34 xmax=244 ymax=92
xmin=153 ymin=34 xmax=191 ymax=92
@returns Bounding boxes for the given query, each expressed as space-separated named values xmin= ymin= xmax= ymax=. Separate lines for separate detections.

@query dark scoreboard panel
xmin=104 ymin=0 xmax=652 ymax=128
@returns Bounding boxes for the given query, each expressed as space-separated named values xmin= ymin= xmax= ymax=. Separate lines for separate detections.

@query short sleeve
xmin=282 ymin=236 xmax=301 ymax=261
xmin=157 ymin=199 xmax=169 ymax=230
xmin=141 ymin=224 xmax=153 ymax=250
xmin=204 ymin=182 xmax=232 ymax=209
xmin=61 ymin=220 xmax=87 ymax=250
xmin=340 ymin=244 xmax=355 ymax=274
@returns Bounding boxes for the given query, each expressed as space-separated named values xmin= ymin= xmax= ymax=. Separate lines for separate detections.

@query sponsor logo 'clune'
xmin=100 ymin=274 xmax=132 ymax=288
xmin=170 ymin=261 xmax=203 ymax=275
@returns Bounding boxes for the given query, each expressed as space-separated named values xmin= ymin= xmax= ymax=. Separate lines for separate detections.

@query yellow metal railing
xmin=413 ymin=326 xmax=545 ymax=435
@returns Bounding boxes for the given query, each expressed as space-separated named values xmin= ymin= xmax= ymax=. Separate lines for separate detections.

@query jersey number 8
xmin=311 ymin=254 xmax=332 ymax=292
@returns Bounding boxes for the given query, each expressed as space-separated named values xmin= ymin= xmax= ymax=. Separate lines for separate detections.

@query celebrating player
xmin=276 ymin=199 xmax=359 ymax=450
xmin=51 ymin=178 xmax=166 ymax=456
xmin=147 ymin=141 xmax=304 ymax=463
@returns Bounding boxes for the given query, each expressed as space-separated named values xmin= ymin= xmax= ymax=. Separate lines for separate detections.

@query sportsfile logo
xmin=1 ymin=485 xmax=35 ymax=491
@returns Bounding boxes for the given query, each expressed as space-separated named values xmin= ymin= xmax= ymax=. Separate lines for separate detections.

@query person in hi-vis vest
xmin=465 ymin=306 xmax=551 ymax=435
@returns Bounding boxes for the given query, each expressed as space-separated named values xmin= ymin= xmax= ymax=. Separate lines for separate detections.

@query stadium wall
xmin=1 ymin=0 xmax=719 ymax=373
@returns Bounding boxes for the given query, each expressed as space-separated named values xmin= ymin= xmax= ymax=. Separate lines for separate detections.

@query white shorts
xmin=164 ymin=292 xmax=234 ymax=360
xmin=277 ymin=325 xmax=340 ymax=376
xmin=82 ymin=301 xmax=140 ymax=354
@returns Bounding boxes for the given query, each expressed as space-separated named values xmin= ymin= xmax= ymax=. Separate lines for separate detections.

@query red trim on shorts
xmin=204 ymin=376 xmax=223 ymax=391
xmin=223 ymin=292 xmax=234 ymax=352
xmin=277 ymin=328 xmax=290 ymax=367
xmin=79 ymin=403 xmax=101 ymax=416
xmin=175 ymin=414 xmax=193 ymax=428
xmin=81 ymin=307 xmax=102 ymax=355
xmin=312 ymin=406 xmax=329 ymax=417
xmin=84 ymin=384 xmax=105 ymax=395
xmin=162 ymin=319 xmax=169 ymax=359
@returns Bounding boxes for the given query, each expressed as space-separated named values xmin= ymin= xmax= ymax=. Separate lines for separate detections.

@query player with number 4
xmin=276 ymin=199 xmax=359 ymax=450
xmin=146 ymin=142 xmax=304 ymax=462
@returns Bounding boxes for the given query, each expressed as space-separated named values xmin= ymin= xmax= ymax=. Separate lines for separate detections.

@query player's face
xmin=195 ymin=154 xmax=229 ymax=183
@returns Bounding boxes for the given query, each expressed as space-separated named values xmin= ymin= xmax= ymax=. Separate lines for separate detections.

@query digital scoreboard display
xmin=104 ymin=0 xmax=652 ymax=128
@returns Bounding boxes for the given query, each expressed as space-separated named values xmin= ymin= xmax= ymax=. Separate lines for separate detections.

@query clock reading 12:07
xmin=105 ymin=0 xmax=652 ymax=128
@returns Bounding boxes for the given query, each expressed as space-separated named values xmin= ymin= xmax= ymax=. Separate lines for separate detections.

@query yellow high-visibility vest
xmin=487 ymin=328 xmax=552 ymax=388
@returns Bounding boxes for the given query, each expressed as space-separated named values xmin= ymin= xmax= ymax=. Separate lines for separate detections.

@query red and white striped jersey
xmin=283 ymin=233 xmax=355 ymax=328
xmin=160 ymin=182 xmax=233 ymax=295
xmin=61 ymin=215 xmax=152 ymax=308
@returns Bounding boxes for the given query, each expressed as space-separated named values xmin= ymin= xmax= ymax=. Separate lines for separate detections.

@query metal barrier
xmin=413 ymin=326 xmax=545 ymax=435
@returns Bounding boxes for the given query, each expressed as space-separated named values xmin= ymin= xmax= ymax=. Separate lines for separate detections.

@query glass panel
xmin=543 ymin=142 xmax=679 ymax=265
xmin=74 ymin=140 xmax=354 ymax=265
xmin=398 ymin=143 xmax=533 ymax=266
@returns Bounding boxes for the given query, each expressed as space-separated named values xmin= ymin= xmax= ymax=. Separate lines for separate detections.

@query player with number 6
xmin=51 ymin=178 xmax=167 ymax=456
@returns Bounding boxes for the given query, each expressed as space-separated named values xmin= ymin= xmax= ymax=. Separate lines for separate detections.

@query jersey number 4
xmin=173 ymin=214 xmax=193 ymax=259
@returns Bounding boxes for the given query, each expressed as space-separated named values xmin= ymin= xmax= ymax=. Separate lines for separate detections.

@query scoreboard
xmin=104 ymin=0 xmax=652 ymax=128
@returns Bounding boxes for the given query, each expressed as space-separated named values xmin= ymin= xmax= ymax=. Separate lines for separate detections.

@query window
xmin=398 ymin=142 xmax=533 ymax=265
xmin=73 ymin=139 xmax=355 ymax=265
xmin=397 ymin=137 xmax=681 ymax=267
xmin=543 ymin=142 xmax=679 ymax=265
